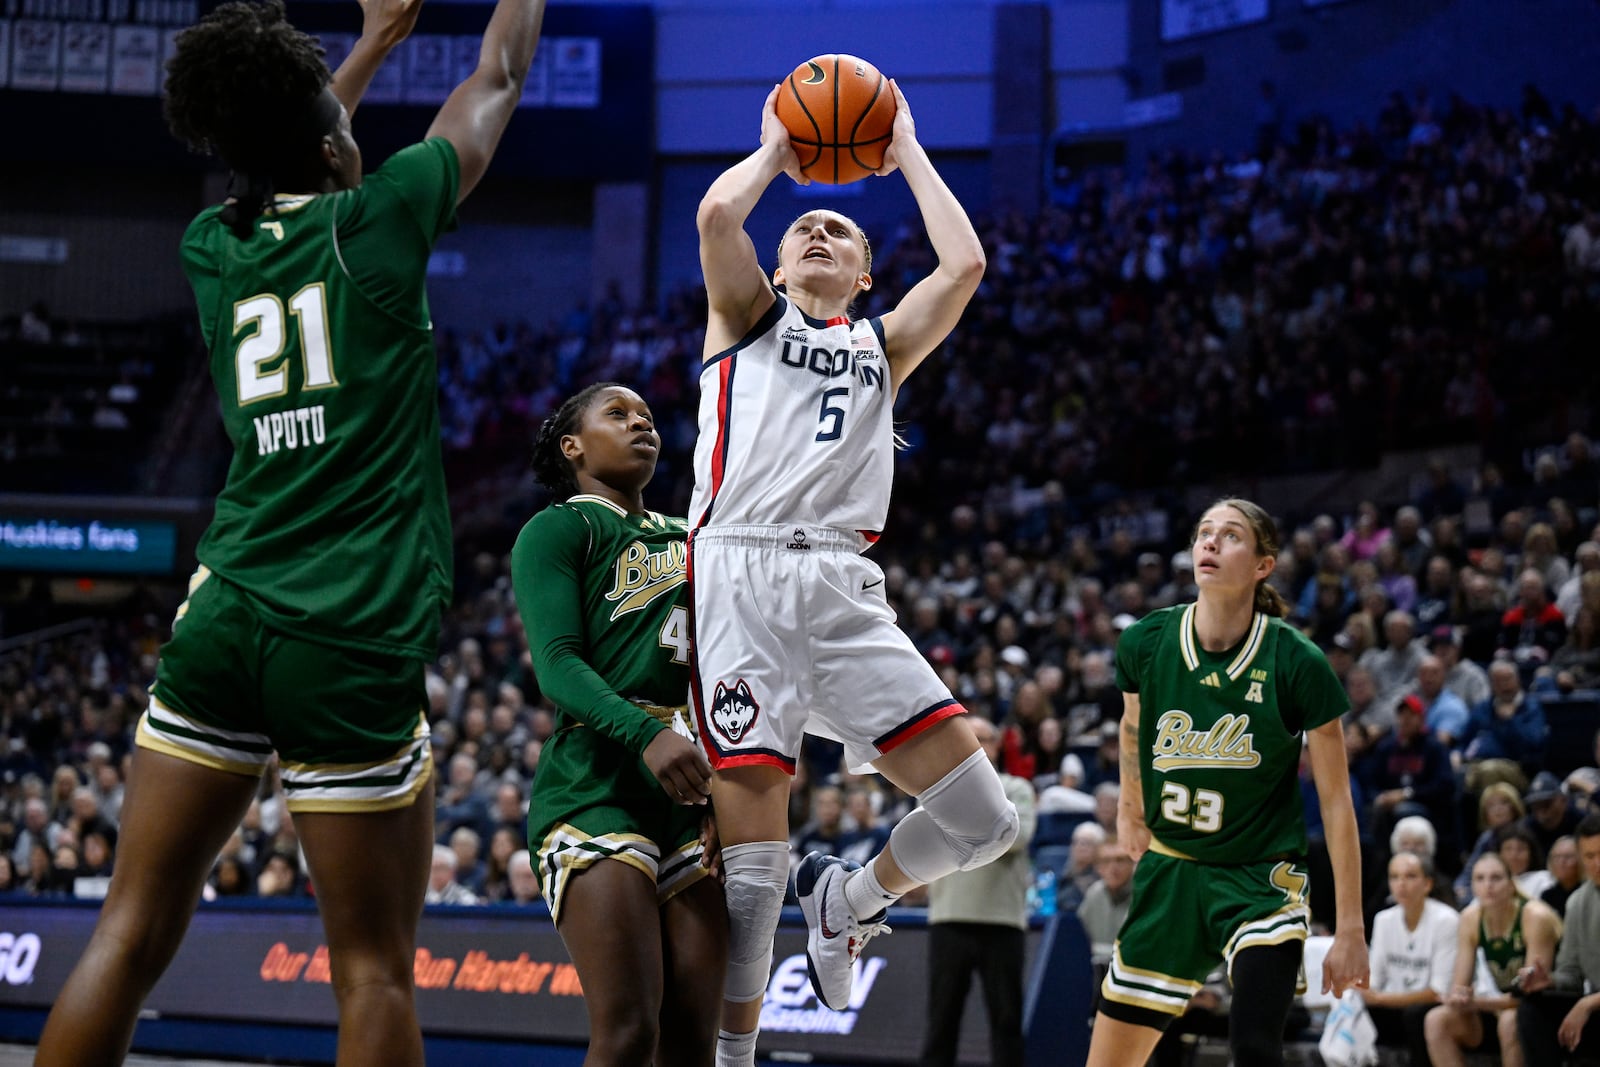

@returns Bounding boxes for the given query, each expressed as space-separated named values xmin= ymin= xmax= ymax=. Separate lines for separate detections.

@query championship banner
xmin=1161 ymin=0 xmax=1269 ymax=41
xmin=0 ymin=1 xmax=654 ymax=178
xmin=0 ymin=901 xmax=1040 ymax=1065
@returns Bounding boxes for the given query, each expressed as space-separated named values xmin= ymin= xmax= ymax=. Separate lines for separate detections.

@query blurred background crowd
xmin=1 ymin=83 xmax=1597 ymax=953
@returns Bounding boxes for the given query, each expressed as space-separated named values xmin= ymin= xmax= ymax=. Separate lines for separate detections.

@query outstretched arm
xmin=1308 ymin=719 xmax=1371 ymax=996
xmin=875 ymin=81 xmax=986 ymax=385
xmin=330 ymin=0 xmax=424 ymax=118
xmin=425 ymin=0 xmax=547 ymax=202
xmin=696 ymin=85 xmax=805 ymax=354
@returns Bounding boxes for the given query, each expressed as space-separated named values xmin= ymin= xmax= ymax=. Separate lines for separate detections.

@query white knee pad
xmin=721 ymin=841 xmax=789 ymax=1003
xmin=887 ymin=749 xmax=1020 ymax=885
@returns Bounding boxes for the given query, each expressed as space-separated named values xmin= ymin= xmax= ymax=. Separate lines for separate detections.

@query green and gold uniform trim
xmin=566 ymin=493 xmax=676 ymax=530
xmin=536 ymin=821 xmax=708 ymax=925
xmin=1223 ymin=904 xmax=1311 ymax=968
xmin=278 ymin=715 xmax=434 ymax=813
xmin=1177 ymin=603 xmax=1268 ymax=681
xmin=1102 ymin=943 xmax=1206 ymax=1016
xmin=137 ymin=697 xmax=275 ymax=777
xmin=136 ymin=699 xmax=433 ymax=812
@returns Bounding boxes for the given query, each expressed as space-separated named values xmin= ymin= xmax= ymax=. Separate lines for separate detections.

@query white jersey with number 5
xmin=691 ymin=293 xmax=894 ymax=536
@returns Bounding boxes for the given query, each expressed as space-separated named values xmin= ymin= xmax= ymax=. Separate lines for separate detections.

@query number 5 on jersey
xmin=234 ymin=283 xmax=338 ymax=405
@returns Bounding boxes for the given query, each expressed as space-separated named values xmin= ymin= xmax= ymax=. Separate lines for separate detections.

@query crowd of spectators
xmin=1 ymin=86 xmax=1598 ymax=946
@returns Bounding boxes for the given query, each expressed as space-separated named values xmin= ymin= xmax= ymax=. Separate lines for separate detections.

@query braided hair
xmin=531 ymin=382 xmax=624 ymax=502
xmin=163 ymin=0 xmax=334 ymax=237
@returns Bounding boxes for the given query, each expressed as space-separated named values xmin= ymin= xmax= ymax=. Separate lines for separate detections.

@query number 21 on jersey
xmin=233 ymin=283 xmax=338 ymax=405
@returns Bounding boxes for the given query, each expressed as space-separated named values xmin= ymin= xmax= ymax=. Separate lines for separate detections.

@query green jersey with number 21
xmin=179 ymin=139 xmax=460 ymax=658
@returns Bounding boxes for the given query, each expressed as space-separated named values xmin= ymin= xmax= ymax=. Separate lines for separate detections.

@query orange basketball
xmin=775 ymin=54 xmax=896 ymax=185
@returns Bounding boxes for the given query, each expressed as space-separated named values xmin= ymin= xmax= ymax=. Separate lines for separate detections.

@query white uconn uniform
xmin=689 ymin=293 xmax=964 ymax=772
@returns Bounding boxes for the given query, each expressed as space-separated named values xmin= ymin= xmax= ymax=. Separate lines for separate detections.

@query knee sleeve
xmin=721 ymin=841 xmax=788 ymax=1003
xmin=887 ymin=749 xmax=1020 ymax=886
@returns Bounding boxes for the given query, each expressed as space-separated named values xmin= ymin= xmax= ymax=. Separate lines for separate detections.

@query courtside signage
xmin=0 ymin=516 xmax=176 ymax=575
xmin=0 ymin=903 xmax=1031 ymax=1064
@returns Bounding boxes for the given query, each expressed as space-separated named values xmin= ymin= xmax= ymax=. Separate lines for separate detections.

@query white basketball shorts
xmin=688 ymin=524 xmax=965 ymax=773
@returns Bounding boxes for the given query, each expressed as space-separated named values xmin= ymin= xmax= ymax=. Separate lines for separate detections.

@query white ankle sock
xmin=716 ymin=1028 xmax=758 ymax=1067
xmin=844 ymin=859 xmax=899 ymax=919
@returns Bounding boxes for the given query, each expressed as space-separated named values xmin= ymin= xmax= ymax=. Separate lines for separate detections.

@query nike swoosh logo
xmin=862 ymin=577 xmax=884 ymax=591
xmin=820 ymin=897 xmax=841 ymax=939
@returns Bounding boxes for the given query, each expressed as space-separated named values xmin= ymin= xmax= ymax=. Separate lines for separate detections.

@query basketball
xmin=775 ymin=54 xmax=896 ymax=185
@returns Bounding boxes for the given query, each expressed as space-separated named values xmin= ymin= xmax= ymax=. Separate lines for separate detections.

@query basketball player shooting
xmin=691 ymin=74 xmax=1013 ymax=1067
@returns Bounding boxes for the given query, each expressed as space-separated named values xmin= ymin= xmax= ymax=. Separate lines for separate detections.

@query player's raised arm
xmin=874 ymin=80 xmax=986 ymax=384
xmin=330 ymin=0 xmax=424 ymax=117
xmin=697 ymin=86 xmax=804 ymax=353
xmin=425 ymin=0 xmax=547 ymax=202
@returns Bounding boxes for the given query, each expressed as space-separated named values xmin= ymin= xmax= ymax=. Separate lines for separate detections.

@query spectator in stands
xmin=448 ymin=825 xmax=487 ymax=897
xmin=1460 ymin=660 xmax=1548 ymax=791
xmin=425 ymin=844 xmax=478 ymax=906
xmin=256 ymin=850 xmax=302 ymax=899
xmin=1430 ymin=627 xmax=1491 ymax=711
xmin=1425 ymin=852 xmax=1560 ymax=1067
xmin=1524 ymin=771 xmax=1583 ymax=858
xmin=1517 ymin=814 xmax=1600 ymax=1062
xmin=210 ymin=856 xmax=249 ymax=898
xmin=0 ymin=854 xmax=16 ymax=894
xmin=1341 ymin=501 xmax=1391 ymax=562
xmin=479 ymin=826 xmax=519 ymax=903
xmin=1363 ymin=850 xmax=1458 ymax=1067
xmin=1499 ymin=569 xmax=1569 ymax=678
xmin=1522 ymin=524 xmax=1571 ymax=595
xmin=1091 ymin=781 xmax=1119 ymax=838
xmin=1414 ymin=558 xmax=1457 ymax=635
xmin=1496 ymin=824 xmax=1552 ymax=899
xmin=1549 ymin=606 xmax=1600 ymax=693
xmin=1341 ymin=665 xmax=1390 ymax=766
xmin=1361 ymin=695 xmax=1457 ymax=863
xmin=1556 ymin=542 xmax=1600 ymax=622
xmin=1037 ymin=754 xmax=1097 ymax=814
xmin=436 ymin=750 xmax=492 ymax=842
xmin=1076 ymin=838 xmax=1135 ymax=967
xmin=1539 ymin=835 xmax=1582 ymax=918
xmin=920 ymin=715 xmax=1036 ymax=1067
xmin=839 ymin=784 xmax=893 ymax=868
xmin=790 ymin=784 xmax=847 ymax=866
xmin=1459 ymin=571 xmax=1506 ymax=667
xmin=10 ymin=797 xmax=58 ymax=873
xmin=1417 ymin=654 xmax=1472 ymax=752
xmin=1456 ymin=783 xmax=1527 ymax=905
xmin=1361 ymin=610 xmax=1424 ymax=711
xmin=505 ymin=849 xmax=540 ymax=906
xmin=1057 ymin=821 xmax=1105 ymax=913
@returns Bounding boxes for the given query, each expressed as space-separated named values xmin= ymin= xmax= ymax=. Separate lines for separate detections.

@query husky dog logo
xmin=711 ymin=679 xmax=760 ymax=744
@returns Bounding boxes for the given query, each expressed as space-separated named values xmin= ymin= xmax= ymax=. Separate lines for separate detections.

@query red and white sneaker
xmin=794 ymin=851 xmax=890 ymax=1011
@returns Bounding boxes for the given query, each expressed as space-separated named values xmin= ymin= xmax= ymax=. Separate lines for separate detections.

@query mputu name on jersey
xmin=1150 ymin=711 xmax=1262 ymax=771
xmin=253 ymin=404 xmax=327 ymax=456
xmin=605 ymin=540 xmax=687 ymax=620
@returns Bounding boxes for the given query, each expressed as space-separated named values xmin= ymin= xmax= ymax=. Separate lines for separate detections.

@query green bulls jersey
xmin=1115 ymin=603 xmax=1348 ymax=865
xmin=180 ymin=139 xmax=459 ymax=657
xmin=511 ymin=495 xmax=690 ymax=756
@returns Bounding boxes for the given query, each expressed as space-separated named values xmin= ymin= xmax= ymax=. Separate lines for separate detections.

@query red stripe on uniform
xmin=875 ymin=699 xmax=968 ymax=755
xmin=825 ymin=315 xmax=848 ymax=327
xmin=711 ymin=751 xmax=798 ymax=773
xmin=695 ymin=357 xmax=736 ymax=529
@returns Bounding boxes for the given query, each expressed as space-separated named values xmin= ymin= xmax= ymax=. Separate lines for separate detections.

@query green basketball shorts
xmin=141 ymin=566 xmax=432 ymax=812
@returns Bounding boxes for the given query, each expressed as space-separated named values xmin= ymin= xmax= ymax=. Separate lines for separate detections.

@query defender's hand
xmin=644 ymin=730 xmax=712 ymax=806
